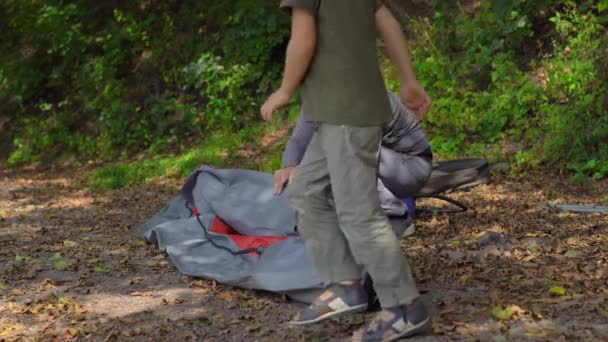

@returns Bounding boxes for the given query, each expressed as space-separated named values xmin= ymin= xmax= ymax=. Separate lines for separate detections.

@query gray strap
xmin=543 ymin=204 xmax=608 ymax=213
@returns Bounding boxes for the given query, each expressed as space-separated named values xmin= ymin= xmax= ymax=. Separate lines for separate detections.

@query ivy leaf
xmin=527 ymin=244 xmax=540 ymax=254
xmin=492 ymin=305 xmax=514 ymax=320
xmin=564 ymin=250 xmax=582 ymax=258
xmin=49 ymin=253 xmax=63 ymax=261
xmin=549 ymin=285 xmax=566 ymax=296
xmin=493 ymin=0 xmax=513 ymax=21
xmin=50 ymin=253 xmax=68 ymax=270
xmin=94 ymin=265 xmax=111 ymax=274
xmin=53 ymin=260 xmax=68 ymax=271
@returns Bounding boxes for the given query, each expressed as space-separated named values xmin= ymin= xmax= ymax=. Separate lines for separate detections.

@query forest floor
xmin=1 ymin=163 xmax=607 ymax=341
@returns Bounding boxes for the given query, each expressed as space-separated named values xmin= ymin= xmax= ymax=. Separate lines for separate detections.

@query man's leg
xmin=288 ymin=131 xmax=362 ymax=284
xmin=320 ymin=125 xmax=420 ymax=308
xmin=377 ymin=148 xmax=432 ymax=240
xmin=378 ymin=179 xmax=416 ymax=238
xmin=319 ymin=125 xmax=429 ymax=341
xmin=287 ymin=131 xmax=369 ymax=325
xmin=378 ymin=146 xmax=432 ymax=198
xmin=377 ymin=178 xmax=408 ymax=217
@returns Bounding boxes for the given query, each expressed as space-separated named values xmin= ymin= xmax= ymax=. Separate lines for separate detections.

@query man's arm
xmin=273 ymin=108 xmax=316 ymax=195
xmin=280 ymin=8 xmax=317 ymax=97
xmin=282 ymin=109 xmax=316 ymax=168
xmin=261 ymin=8 xmax=317 ymax=121
xmin=375 ymin=5 xmax=431 ymax=120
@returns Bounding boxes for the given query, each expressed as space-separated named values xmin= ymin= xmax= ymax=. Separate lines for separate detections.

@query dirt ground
xmin=1 ymin=165 xmax=607 ymax=341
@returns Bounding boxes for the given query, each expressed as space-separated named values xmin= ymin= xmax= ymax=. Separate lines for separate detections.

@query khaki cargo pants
xmin=287 ymin=124 xmax=420 ymax=308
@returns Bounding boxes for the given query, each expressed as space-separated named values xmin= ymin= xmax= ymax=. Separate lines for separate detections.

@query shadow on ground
xmin=1 ymin=166 xmax=606 ymax=341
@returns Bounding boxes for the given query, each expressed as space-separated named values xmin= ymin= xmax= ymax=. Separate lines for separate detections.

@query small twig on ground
xmin=102 ymin=328 xmax=116 ymax=342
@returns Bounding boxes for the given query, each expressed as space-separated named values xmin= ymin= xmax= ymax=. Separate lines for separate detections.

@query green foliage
xmin=93 ymin=265 xmax=111 ymax=274
xmin=542 ymin=7 xmax=608 ymax=176
xmin=88 ymin=129 xmax=245 ymax=190
xmin=549 ymin=285 xmax=567 ymax=296
xmin=87 ymin=110 xmax=293 ymax=190
xmin=49 ymin=253 xmax=68 ymax=270
xmin=1 ymin=0 xmax=607 ymax=183
xmin=182 ymin=54 xmax=258 ymax=130
xmin=491 ymin=305 xmax=515 ymax=320
xmin=1 ymin=0 xmax=288 ymax=165
xmin=410 ymin=1 xmax=540 ymax=156
xmin=410 ymin=0 xmax=607 ymax=178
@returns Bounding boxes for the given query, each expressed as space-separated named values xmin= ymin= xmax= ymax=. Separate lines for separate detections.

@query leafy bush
xmin=0 ymin=0 xmax=288 ymax=165
xmin=182 ymin=54 xmax=258 ymax=130
xmin=408 ymin=0 xmax=607 ymax=178
xmin=1 ymin=0 xmax=606 ymax=182
xmin=542 ymin=7 xmax=608 ymax=176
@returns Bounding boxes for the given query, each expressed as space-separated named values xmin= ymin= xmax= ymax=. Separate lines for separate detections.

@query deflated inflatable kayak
xmin=418 ymin=158 xmax=490 ymax=196
xmin=141 ymin=160 xmax=491 ymax=302
xmin=414 ymin=158 xmax=491 ymax=213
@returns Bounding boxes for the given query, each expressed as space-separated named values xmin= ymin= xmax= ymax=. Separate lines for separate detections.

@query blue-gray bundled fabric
xmin=141 ymin=159 xmax=489 ymax=302
xmin=140 ymin=166 xmax=324 ymax=301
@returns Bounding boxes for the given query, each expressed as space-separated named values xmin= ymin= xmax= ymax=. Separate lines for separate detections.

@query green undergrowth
xmin=400 ymin=0 xmax=608 ymax=179
xmin=87 ymin=106 xmax=297 ymax=190
xmin=2 ymin=1 xmax=608 ymax=185
xmin=1 ymin=1 xmax=289 ymax=166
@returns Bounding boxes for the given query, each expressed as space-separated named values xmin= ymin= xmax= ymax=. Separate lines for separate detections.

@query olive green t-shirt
xmin=280 ymin=0 xmax=392 ymax=126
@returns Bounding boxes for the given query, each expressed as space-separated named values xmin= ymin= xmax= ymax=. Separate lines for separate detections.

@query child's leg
xmin=288 ymin=131 xmax=362 ymax=284
xmin=321 ymin=124 xmax=420 ymax=308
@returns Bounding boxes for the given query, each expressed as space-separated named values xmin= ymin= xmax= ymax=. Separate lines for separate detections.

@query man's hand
xmin=261 ymin=88 xmax=291 ymax=122
xmin=262 ymin=7 xmax=316 ymax=122
xmin=273 ymin=167 xmax=296 ymax=195
xmin=375 ymin=5 xmax=431 ymax=120
xmin=401 ymin=80 xmax=431 ymax=121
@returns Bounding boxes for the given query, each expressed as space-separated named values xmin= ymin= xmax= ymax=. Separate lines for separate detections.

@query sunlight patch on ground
xmin=79 ymin=288 xmax=211 ymax=320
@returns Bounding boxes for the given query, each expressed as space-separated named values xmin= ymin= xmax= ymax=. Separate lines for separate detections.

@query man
xmin=273 ymin=90 xmax=433 ymax=237
xmin=260 ymin=1 xmax=431 ymax=340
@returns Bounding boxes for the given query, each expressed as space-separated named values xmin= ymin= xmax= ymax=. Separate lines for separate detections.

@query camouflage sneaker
xmin=289 ymin=283 xmax=368 ymax=325
xmin=353 ymin=299 xmax=429 ymax=342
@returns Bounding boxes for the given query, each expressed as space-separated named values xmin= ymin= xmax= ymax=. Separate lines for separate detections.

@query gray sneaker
xmin=401 ymin=221 xmax=416 ymax=238
xmin=355 ymin=299 xmax=429 ymax=342
xmin=389 ymin=214 xmax=416 ymax=238
xmin=289 ymin=283 xmax=369 ymax=325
